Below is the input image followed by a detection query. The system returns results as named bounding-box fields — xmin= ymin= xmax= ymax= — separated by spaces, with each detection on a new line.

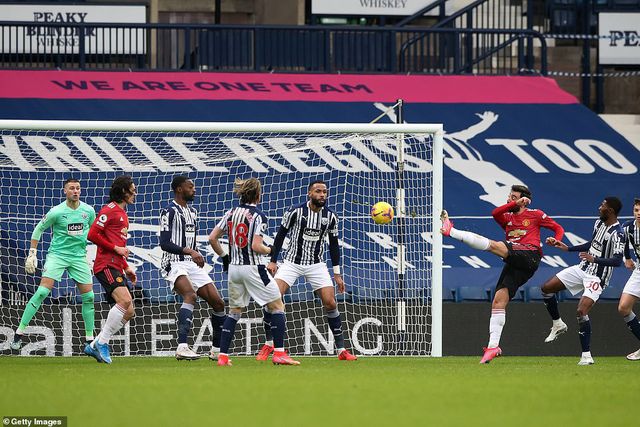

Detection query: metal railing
xmin=0 ymin=22 xmax=547 ymax=75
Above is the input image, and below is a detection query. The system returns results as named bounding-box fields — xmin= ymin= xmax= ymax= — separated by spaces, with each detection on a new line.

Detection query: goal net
xmin=0 ymin=120 xmax=443 ymax=357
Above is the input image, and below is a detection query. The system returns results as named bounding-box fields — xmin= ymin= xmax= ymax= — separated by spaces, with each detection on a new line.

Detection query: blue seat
xmin=454 ymin=286 xmax=491 ymax=302
xmin=523 ymin=285 xmax=546 ymax=302
xmin=600 ymin=285 xmax=623 ymax=301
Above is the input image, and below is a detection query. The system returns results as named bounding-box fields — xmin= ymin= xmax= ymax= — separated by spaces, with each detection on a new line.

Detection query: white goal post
xmin=0 ymin=120 xmax=443 ymax=357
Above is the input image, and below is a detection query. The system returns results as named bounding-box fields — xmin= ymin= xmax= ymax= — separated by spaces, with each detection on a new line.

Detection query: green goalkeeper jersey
xmin=31 ymin=201 xmax=96 ymax=257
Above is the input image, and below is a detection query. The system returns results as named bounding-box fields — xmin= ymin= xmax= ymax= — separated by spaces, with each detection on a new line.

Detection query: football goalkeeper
xmin=11 ymin=178 xmax=96 ymax=351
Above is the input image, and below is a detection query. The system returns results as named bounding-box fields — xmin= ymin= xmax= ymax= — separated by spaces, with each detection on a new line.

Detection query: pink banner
xmin=0 ymin=70 xmax=578 ymax=104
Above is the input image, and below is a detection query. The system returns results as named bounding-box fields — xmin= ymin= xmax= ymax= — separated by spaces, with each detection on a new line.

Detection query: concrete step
xmin=600 ymin=114 xmax=640 ymax=150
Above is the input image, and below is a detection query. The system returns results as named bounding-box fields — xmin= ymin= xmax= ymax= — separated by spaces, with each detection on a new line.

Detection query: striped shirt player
xmin=209 ymin=177 xmax=299 ymax=366
xmin=541 ymin=196 xmax=624 ymax=365
xmin=277 ymin=202 xmax=340 ymax=266
xmin=159 ymin=176 xmax=226 ymax=361
xmin=619 ymin=199 xmax=640 ymax=361
xmin=622 ymin=216 xmax=640 ymax=296
xmin=159 ymin=200 xmax=210 ymax=290
xmin=212 ymin=204 xmax=281 ymax=314
xmin=265 ymin=180 xmax=357 ymax=361
xmin=556 ymin=219 xmax=624 ymax=301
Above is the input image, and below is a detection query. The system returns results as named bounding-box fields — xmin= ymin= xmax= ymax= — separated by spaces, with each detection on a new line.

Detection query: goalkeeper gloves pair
xmin=25 ymin=248 xmax=38 ymax=274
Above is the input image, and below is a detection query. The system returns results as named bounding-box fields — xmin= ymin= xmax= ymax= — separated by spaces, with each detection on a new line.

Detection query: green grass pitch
xmin=1 ymin=356 xmax=638 ymax=427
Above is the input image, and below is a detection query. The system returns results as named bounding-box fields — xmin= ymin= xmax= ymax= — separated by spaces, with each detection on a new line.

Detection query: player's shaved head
xmin=308 ymin=180 xmax=326 ymax=191
xmin=171 ymin=175 xmax=191 ymax=192
xmin=604 ymin=196 xmax=622 ymax=216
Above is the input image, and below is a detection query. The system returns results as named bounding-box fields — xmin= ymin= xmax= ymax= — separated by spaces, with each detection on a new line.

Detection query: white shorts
xmin=165 ymin=260 xmax=214 ymax=292
xmin=228 ymin=265 xmax=282 ymax=308
xmin=274 ymin=260 xmax=333 ymax=291
xmin=623 ymin=268 xmax=640 ymax=299
xmin=556 ymin=265 xmax=603 ymax=302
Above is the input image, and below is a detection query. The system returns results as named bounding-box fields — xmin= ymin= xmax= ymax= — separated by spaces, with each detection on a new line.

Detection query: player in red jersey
xmin=440 ymin=184 xmax=564 ymax=363
xmin=83 ymin=176 xmax=138 ymax=364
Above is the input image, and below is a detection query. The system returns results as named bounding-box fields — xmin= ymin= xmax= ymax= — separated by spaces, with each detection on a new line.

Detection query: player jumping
xmin=440 ymin=184 xmax=564 ymax=363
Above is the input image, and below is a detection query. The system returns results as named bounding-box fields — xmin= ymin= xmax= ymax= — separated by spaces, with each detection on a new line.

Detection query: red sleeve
xmin=491 ymin=201 xmax=516 ymax=229
xmin=87 ymin=211 xmax=116 ymax=252
xmin=539 ymin=211 xmax=564 ymax=241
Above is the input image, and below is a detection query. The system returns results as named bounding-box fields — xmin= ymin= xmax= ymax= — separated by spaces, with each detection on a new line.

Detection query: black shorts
xmin=95 ymin=267 xmax=130 ymax=304
xmin=495 ymin=242 xmax=542 ymax=300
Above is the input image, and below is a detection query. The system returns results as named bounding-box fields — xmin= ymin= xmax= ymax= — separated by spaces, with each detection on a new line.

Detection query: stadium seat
xmin=600 ymin=285 xmax=623 ymax=301
xmin=453 ymin=286 xmax=491 ymax=302
xmin=523 ymin=285 xmax=545 ymax=302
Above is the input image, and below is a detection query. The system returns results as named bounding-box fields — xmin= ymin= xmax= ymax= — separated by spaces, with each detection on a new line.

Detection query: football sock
xmin=488 ymin=309 xmax=506 ymax=348
xmin=449 ymin=228 xmax=491 ymax=251
xmin=262 ymin=307 xmax=273 ymax=342
xmin=219 ymin=312 xmax=241 ymax=355
xmin=80 ymin=291 xmax=95 ymax=341
xmin=577 ymin=315 xmax=591 ymax=352
xmin=624 ymin=312 xmax=640 ymax=341
xmin=210 ymin=310 xmax=226 ymax=348
xmin=17 ymin=286 xmax=51 ymax=333
xmin=326 ymin=309 xmax=345 ymax=350
xmin=542 ymin=293 xmax=561 ymax=320
xmin=270 ymin=311 xmax=286 ymax=351
xmin=177 ymin=303 xmax=194 ymax=345
xmin=97 ymin=304 xmax=127 ymax=345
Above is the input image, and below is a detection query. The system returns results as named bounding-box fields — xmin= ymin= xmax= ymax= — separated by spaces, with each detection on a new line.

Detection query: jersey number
xmin=228 ymin=222 xmax=249 ymax=248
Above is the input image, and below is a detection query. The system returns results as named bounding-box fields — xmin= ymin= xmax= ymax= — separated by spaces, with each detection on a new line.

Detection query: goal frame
xmin=0 ymin=119 xmax=444 ymax=357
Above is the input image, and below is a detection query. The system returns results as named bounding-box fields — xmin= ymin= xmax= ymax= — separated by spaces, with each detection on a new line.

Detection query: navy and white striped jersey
xmin=579 ymin=219 xmax=624 ymax=286
xmin=159 ymin=200 xmax=198 ymax=274
xmin=216 ymin=204 xmax=268 ymax=266
xmin=623 ymin=220 xmax=640 ymax=270
xmin=279 ymin=202 xmax=339 ymax=265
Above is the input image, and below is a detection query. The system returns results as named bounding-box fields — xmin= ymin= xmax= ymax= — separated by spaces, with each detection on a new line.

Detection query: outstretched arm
xmin=447 ymin=111 xmax=499 ymax=142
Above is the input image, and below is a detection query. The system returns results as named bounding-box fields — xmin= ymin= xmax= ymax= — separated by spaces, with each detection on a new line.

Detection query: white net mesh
xmin=0 ymin=122 xmax=441 ymax=356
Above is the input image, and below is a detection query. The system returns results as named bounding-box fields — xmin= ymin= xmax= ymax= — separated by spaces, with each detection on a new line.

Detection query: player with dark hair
xmin=540 ymin=196 xmax=624 ymax=365
xmin=440 ymin=184 xmax=564 ymax=363
xmin=261 ymin=180 xmax=357 ymax=361
xmin=160 ymin=175 xmax=226 ymax=361
xmin=209 ymin=177 xmax=299 ymax=366
xmin=10 ymin=178 xmax=96 ymax=351
xmin=84 ymin=175 xmax=138 ymax=364
xmin=617 ymin=198 xmax=640 ymax=360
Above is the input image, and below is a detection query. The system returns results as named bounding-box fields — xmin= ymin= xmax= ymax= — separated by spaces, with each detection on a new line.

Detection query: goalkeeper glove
xmin=25 ymin=248 xmax=38 ymax=274
xmin=221 ymin=254 xmax=230 ymax=273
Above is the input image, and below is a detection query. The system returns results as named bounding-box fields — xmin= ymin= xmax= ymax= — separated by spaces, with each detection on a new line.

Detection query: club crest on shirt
xmin=321 ymin=218 xmax=329 ymax=225
xmin=508 ymin=229 xmax=526 ymax=238
xmin=82 ymin=213 xmax=88 ymax=219
xmin=522 ymin=219 xmax=530 ymax=227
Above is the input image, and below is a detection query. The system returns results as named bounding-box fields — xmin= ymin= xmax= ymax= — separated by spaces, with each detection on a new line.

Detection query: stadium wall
xmin=1 ymin=71 xmax=639 ymax=357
